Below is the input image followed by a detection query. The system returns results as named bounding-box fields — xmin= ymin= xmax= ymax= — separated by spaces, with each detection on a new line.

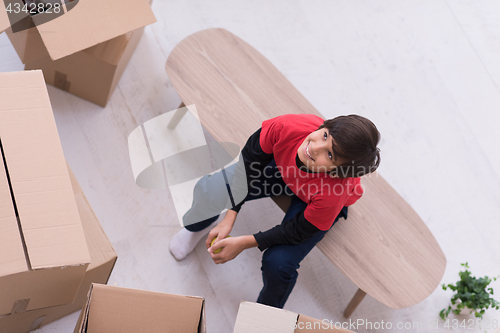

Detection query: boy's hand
xmin=208 ymin=236 xmax=247 ymax=264
xmin=205 ymin=212 xmax=236 ymax=249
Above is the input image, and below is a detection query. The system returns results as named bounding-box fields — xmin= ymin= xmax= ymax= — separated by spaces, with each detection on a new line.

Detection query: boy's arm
xmin=205 ymin=209 xmax=239 ymax=249
xmin=222 ymin=209 xmax=238 ymax=227
xmin=253 ymin=206 xmax=348 ymax=251
xmin=253 ymin=211 xmax=321 ymax=251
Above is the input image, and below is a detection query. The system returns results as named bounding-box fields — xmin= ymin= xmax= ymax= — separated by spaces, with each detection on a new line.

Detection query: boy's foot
xmin=169 ymin=228 xmax=211 ymax=261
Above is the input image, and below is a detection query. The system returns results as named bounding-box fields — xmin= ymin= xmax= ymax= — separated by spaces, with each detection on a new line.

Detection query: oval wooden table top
xmin=165 ymin=28 xmax=446 ymax=309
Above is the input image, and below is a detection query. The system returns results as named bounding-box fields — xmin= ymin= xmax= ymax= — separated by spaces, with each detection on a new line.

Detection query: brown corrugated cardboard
xmin=74 ymin=284 xmax=206 ymax=333
xmin=3 ymin=0 xmax=156 ymax=62
xmin=0 ymin=1 xmax=14 ymax=34
xmin=4 ymin=21 xmax=49 ymax=64
xmin=0 ymin=148 xmax=26 ymax=284
xmin=233 ymin=302 xmax=356 ymax=333
xmin=0 ymin=0 xmax=30 ymax=35
xmin=25 ymin=26 xmax=146 ymax=107
xmin=0 ymin=163 xmax=117 ymax=333
xmin=0 ymin=70 xmax=90 ymax=316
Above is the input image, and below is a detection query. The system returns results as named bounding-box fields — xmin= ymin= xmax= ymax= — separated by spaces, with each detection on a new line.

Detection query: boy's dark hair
xmin=318 ymin=115 xmax=380 ymax=178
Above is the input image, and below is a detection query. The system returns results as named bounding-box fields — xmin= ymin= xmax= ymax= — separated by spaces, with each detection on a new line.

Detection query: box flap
xmin=5 ymin=23 xmax=51 ymax=65
xmin=0 ymin=0 xmax=27 ymax=35
xmin=74 ymin=283 xmax=94 ymax=333
xmin=35 ymin=0 xmax=156 ymax=60
xmin=198 ymin=299 xmax=206 ymax=333
xmin=233 ymin=301 xmax=297 ymax=333
xmin=82 ymin=31 xmax=133 ymax=65
xmin=296 ymin=314 xmax=356 ymax=332
xmin=0 ymin=70 xmax=90 ymax=269
xmin=0 ymin=142 xmax=27 ymax=277
xmin=0 ymin=1 xmax=10 ymax=34
xmin=86 ymin=284 xmax=203 ymax=333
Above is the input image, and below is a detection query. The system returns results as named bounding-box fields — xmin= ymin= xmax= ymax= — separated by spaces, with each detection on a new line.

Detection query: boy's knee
xmin=277 ymin=265 xmax=298 ymax=282
xmin=261 ymin=247 xmax=299 ymax=280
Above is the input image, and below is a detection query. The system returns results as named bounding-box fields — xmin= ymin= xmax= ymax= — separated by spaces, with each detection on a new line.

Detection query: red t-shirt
xmin=259 ymin=114 xmax=363 ymax=231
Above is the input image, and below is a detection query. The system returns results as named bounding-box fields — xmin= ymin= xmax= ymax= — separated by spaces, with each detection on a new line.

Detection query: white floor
xmin=1 ymin=0 xmax=500 ymax=332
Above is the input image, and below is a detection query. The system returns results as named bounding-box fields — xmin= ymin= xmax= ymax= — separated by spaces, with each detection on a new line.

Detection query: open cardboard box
xmin=74 ymin=284 xmax=206 ymax=333
xmin=1 ymin=0 xmax=156 ymax=62
xmin=233 ymin=301 xmax=356 ymax=333
xmin=0 ymin=70 xmax=91 ymax=316
xmin=24 ymin=25 xmax=148 ymax=107
xmin=0 ymin=163 xmax=118 ymax=333
xmin=1 ymin=0 xmax=156 ymax=107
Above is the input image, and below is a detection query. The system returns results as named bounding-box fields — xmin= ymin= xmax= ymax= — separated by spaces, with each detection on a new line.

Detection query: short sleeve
xmin=259 ymin=116 xmax=285 ymax=154
xmin=303 ymin=195 xmax=345 ymax=231
xmin=345 ymin=178 xmax=363 ymax=206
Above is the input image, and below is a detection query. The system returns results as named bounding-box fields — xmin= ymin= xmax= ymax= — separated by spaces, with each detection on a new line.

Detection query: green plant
xmin=440 ymin=263 xmax=499 ymax=320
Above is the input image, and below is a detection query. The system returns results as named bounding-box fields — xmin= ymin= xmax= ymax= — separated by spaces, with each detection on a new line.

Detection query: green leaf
xmin=439 ymin=309 xmax=445 ymax=320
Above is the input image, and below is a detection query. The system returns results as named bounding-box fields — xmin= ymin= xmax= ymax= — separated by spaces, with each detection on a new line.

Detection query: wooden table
xmin=165 ymin=28 xmax=446 ymax=317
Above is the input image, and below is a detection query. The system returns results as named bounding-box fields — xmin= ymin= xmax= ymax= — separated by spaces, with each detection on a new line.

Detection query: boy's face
xmin=297 ymin=128 xmax=345 ymax=173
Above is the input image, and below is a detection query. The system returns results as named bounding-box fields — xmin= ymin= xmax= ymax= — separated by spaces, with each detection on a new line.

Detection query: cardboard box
xmin=1 ymin=0 xmax=156 ymax=62
xmin=0 ymin=2 xmax=11 ymax=34
xmin=1 ymin=0 xmax=156 ymax=107
xmin=74 ymin=284 xmax=206 ymax=333
xmin=0 ymin=70 xmax=90 ymax=316
xmin=24 ymin=26 xmax=147 ymax=107
xmin=0 ymin=163 xmax=118 ymax=333
xmin=0 ymin=1 xmax=35 ymax=37
xmin=233 ymin=301 xmax=356 ymax=333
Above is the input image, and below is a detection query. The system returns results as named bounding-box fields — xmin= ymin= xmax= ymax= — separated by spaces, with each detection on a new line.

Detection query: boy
xmin=170 ymin=113 xmax=380 ymax=308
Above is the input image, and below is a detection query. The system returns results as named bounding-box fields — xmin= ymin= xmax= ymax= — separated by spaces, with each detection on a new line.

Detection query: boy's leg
xmin=257 ymin=230 xmax=327 ymax=308
xmin=256 ymin=196 xmax=346 ymax=308
xmin=171 ymin=158 xmax=290 ymax=260
xmin=182 ymin=168 xmax=233 ymax=229
xmin=170 ymin=167 xmax=231 ymax=260
xmin=184 ymin=158 xmax=291 ymax=230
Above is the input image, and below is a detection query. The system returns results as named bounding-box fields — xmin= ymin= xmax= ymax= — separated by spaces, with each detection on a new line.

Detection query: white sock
xmin=169 ymin=211 xmax=228 ymax=261
xmin=169 ymin=227 xmax=211 ymax=261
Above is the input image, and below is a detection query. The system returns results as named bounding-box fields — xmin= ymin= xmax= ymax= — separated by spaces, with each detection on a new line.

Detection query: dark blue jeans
xmin=184 ymin=160 xmax=345 ymax=308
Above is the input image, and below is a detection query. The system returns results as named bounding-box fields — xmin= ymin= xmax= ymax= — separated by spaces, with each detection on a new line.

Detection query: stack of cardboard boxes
xmin=0 ymin=70 xmax=117 ymax=332
xmin=0 ymin=0 xmax=156 ymax=107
